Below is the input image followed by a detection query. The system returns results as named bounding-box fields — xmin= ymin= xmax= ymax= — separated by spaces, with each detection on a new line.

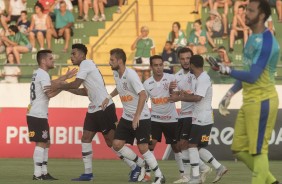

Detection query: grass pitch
xmin=0 ymin=159 xmax=281 ymax=184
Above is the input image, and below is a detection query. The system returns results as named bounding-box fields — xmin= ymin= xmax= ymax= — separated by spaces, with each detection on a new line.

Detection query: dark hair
xmin=171 ymin=22 xmax=181 ymax=44
xmin=72 ymin=43 xmax=88 ymax=55
xmin=34 ymin=2 xmax=44 ymax=12
xmin=6 ymin=53 xmax=15 ymax=64
xmin=8 ymin=25 xmax=19 ymax=33
xmin=21 ymin=10 xmax=28 ymax=15
xmin=36 ymin=50 xmax=52 ymax=65
xmin=149 ymin=55 xmax=163 ymax=66
xmin=165 ymin=41 xmax=173 ymax=45
xmin=250 ymin=0 xmax=271 ymax=22
xmin=177 ymin=47 xmax=193 ymax=57
xmin=110 ymin=48 xmax=127 ymax=64
xmin=194 ymin=19 xmax=202 ymax=25
xmin=218 ymin=45 xmax=226 ymax=50
xmin=238 ymin=5 xmax=245 ymax=10
xmin=190 ymin=55 xmax=204 ymax=68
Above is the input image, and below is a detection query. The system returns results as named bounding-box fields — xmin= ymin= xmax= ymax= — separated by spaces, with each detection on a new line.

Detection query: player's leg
xmin=137 ymin=119 xmax=165 ymax=184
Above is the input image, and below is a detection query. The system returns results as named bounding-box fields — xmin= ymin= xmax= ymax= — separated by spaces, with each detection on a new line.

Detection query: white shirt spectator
xmin=0 ymin=65 xmax=20 ymax=83
xmin=10 ymin=0 xmax=27 ymax=16
xmin=0 ymin=0 xmax=5 ymax=14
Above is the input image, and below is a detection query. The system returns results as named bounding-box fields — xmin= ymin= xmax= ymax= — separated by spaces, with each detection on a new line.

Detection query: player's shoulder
xmin=143 ymin=76 xmax=154 ymax=86
xmin=175 ymin=69 xmax=183 ymax=77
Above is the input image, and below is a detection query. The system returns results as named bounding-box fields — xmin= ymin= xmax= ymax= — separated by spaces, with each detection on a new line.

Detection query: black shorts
xmin=9 ymin=15 xmax=20 ymax=23
xmin=114 ymin=118 xmax=151 ymax=145
xmin=189 ymin=124 xmax=213 ymax=148
xmin=26 ymin=116 xmax=50 ymax=143
xmin=55 ymin=28 xmax=74 ymax=38
xmin=235 ymin=30 xmax=244 ymax=40
xmin=83 ymin=104 xmax=118 ymax=134
xmin=151 ymin=121 xmax=177 ymax=144
xmin=176 ymin=117 xmax=193 ymax=141
xmin=31 ymin=30 xmax=47 ymax=38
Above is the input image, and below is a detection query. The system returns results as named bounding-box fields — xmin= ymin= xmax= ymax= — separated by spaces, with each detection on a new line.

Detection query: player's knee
xmin=112 ymin=140 xmax=123 ymax=151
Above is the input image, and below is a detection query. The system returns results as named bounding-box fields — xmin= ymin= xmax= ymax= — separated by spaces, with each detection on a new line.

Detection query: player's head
xmin=109 ymin=48 xmax=127 ymax=71
xmin=150 ymin=55 xmax=164 ymax=77
xmin=177 ymin=47 xmax=193 ymax=71
xmin=189 ymin=55 xmax=204 ymax=74
xmin=245 ymin=0 xmax=271 ymax=27
xmin=71 ymin=44 xmax=87 ymax=66
xmin=36 ymin=50 xmax=54 ymax=69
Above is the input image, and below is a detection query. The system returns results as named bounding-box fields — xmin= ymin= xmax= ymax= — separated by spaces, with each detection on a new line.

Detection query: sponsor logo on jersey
xmin=151 ymin=97 xmax=169 ymax=104
xmin=151 ymin=115 xmax=172 ymax=120
xmin=149 ymin=81 xmax=154 ymax=84
xmin=120 ymin=95 xmax=133 ymax=102
xmin=122 ymin=82 xmax=128 ymax=90
xmin=163 ymin=83 xmax=169 ymax=91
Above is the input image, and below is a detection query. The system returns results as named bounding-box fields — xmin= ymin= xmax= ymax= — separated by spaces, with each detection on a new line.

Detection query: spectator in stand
xmin=167 ymin=22 xmax=187 ymax=51
xmin=265 ymin=15 xmax=275 ymax=34
xmin=0 ymin=53 xmax=21 ymax=83
xmin=38 ymin=0 xmax=56 ymax=21
xmin=229 ymin=5 xmax=249 ymax=52
xmin=17 ymin=10 xmax=31 ymax=36
xmin=277 ymin=0 xmax=282 ymax=22
xmin=116 ymin=0 xmax=126 ymax=14
xmin=187 ymin=19 xmax=208 ymax=54
xmin=0 ymin=0 xmax=27 ymax=32
xmin=206 ymin=9 xmax=226 ymax=50
xmin=131 ymin=26 xmax=155 ymax=82
xmin=191 ymin=0 xmax=210 ymax=14
xmin=211 ymin=0 xmax=233 ymax=15
xmin=233 ymin=0 xmax=249 ymax=14
xmin=91 ymin=0 xmax=107 ymax=21
xmin=47 ymin=1 xmax=74 ymax=52
xmin=75 ymin=0 xmax=84 ymax=21
xmin=1 ymin=25 xmax=32 ymax=64
xmin=54 ymin=0 xmax=73 ymax=11
xmin=161 ymin=41 xmax=177 ymax=74
xmin=0 ymin=0 xmax=5 ymax=16
xmin=216 ymin=46 xmax=232 ymax=66
xmin=29 ymin=2 xmax=53 ymax=52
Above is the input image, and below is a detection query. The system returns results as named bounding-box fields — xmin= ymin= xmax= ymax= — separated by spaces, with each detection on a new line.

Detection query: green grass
xmin=0 ymin=159 xmax=281 ymax=183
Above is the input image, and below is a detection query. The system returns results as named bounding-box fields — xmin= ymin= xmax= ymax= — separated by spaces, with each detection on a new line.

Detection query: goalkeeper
xmin=215 ymin=0 xmax=281 ymax=184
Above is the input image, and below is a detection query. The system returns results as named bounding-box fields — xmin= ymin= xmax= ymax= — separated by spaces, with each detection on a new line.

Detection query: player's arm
xmin=132 ymin=90 xmax=147 ymax=130
xmin=66 ymin=88 xmax=88 ymax=96
xmin=101 ymin=88 xmax=119 ymax=110
xmin=53 ymin=68 xmax=78 ymax=82
xmin=169 ymin=93 xmax=202 ymax=102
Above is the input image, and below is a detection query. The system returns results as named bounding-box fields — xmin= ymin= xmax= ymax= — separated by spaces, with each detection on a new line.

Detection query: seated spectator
xmin=0 ymin=0 xmax=27 ymax=31
xmin=277 ymin=0 xmax=282 ymax=22
xmin=91 ymin=0 xmax=107 ymax=21
xmin=229 ymin=5 xmax=249 ymax=52
xmin=75 ymin=0 xmax=84 ymax=21
xmin=265 ymin=15 xmax=275 ymax=35
xmin=233 ymin=0 xmax=249 ymax=14
xmin=187 ymin=19 xmax=208 ymax=54
xmin=54 ymin=0 xmax=73 ymax=11
xmin=1 ymin=25 xmax=32 ymax=64
xmin=17 ymin=10 xmax=31 ymax=36
xmin=38 ymin=0 xmax=56 ymax=21
xmin=0 ymin=53 xmax=21 ymax=83
xmin=167 ymin=22 xmax=187 ymax=51
xmin=47 ymin=0 xmax=74 ymax=52
xmin=205 ymin=9 xmax=225 ymax=50
xmin=191 ymin=0 xmax=210 ymax=14
xmin=0 ymin=0 xmax=5 ymax=16
xmin=161 ymin=41 xmax=177 ymax=74
xmin=211 ymin=0 xmax=233 ymax=15
xmin=116 ymin=0 xmax=125 ymax=14
xmin=216 ymin=46 xmax=232 ymax=66
xmin=29 ymin=2 xmax=53 ymax=52
xmin=131 ymin=26 xmax=155 ymax=81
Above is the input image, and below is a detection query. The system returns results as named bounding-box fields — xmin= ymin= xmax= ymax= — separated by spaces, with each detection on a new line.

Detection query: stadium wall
xmin=0 ymin=84 xmax=281 ymax=160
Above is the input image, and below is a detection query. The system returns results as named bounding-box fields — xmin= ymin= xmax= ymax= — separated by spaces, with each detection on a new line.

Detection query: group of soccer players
xmin=26 ymin=0 xmax=281 ymax=184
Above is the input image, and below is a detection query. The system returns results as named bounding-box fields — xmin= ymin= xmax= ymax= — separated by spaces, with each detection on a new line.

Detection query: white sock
xmin=111 ymin=147 xmax=136 ymax=170
xmin=174 ymin=152 xmax=184 ymax=174
xmin=82 ymin=143 xmax=93 ymax=174
xmin=199 ymin=148 xmax=221 ymax=169
xmin=143 ymin=150 xmax=162 ymax=178
xmin=118 ymin=146 xmax=144 ymax=167
xmin=42 ymin=148 xmax=49 ymax=175
xmin=188 ymin=147 xmax=200 ymax=177
xmin=181 ymin=149 xmax=191 ymax=177
xmin=33 ymin=146 xmax=44 ymax=177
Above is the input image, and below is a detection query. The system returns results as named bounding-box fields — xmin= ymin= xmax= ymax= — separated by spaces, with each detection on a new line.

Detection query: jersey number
xmin=30 ymin=82 xmax=36 ymax=100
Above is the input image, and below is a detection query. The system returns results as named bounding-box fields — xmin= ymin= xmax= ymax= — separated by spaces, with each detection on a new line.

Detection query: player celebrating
xmin=169 ymin=55 xmax=227 ymax=184
xmin=217 ymin=0 xmax=280 ymax=183
xmin=27 ymin=50 xmax=76 ymax=180
xmin=143 ymin=55 xmax=183 ymax=182
xmin=102 ymin=48 xmax=165 ymax=184
xmin=48 ymin=44 xmax=140 ymax=182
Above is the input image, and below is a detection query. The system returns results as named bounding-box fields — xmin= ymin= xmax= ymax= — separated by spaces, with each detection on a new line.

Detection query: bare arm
xmin=132 ymin=90 xmax=147 ymax=130
xmin=131 ymin=36 xmax=141 ymax=51
xmin=66 ymin=88 xmax=88 ymax=96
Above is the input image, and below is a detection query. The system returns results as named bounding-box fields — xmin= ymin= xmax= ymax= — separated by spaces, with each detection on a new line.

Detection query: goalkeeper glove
xmin=219 ymin=90 xmax=234 ymax=116
xmin=219 ymin=64 xmax=231 ymax=75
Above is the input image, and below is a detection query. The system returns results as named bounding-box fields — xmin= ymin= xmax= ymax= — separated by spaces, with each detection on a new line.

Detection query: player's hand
xmin=132 ymin=116 xmax=140 ymax=130
xmin=65 ymin=68 xmax=78 ymax=79
xmin=100 ymin=98 xmax=109 ymax=111
xmin=218 ymin=90 xmax=233 ymax=116
xmin=169 ymin=80 xmax=177 ymax=91
xmin=219 ymin=63 xmax=231 ymax=75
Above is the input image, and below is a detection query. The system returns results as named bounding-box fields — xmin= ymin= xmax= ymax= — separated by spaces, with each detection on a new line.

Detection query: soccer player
xmin=101 ymin=48 xmax=165 ymax=184
xmin=27 ymin=49 xmax=76 ymax=180
xmin=169 ymin=55 xmax=227 ymax=184
xmin=217 ymin=0 xmax=280 ymax=184
xmin=143 ymin=55 xmax=183 ymax=182
xmin=48 ymin=44 xmax=140 ymax=182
